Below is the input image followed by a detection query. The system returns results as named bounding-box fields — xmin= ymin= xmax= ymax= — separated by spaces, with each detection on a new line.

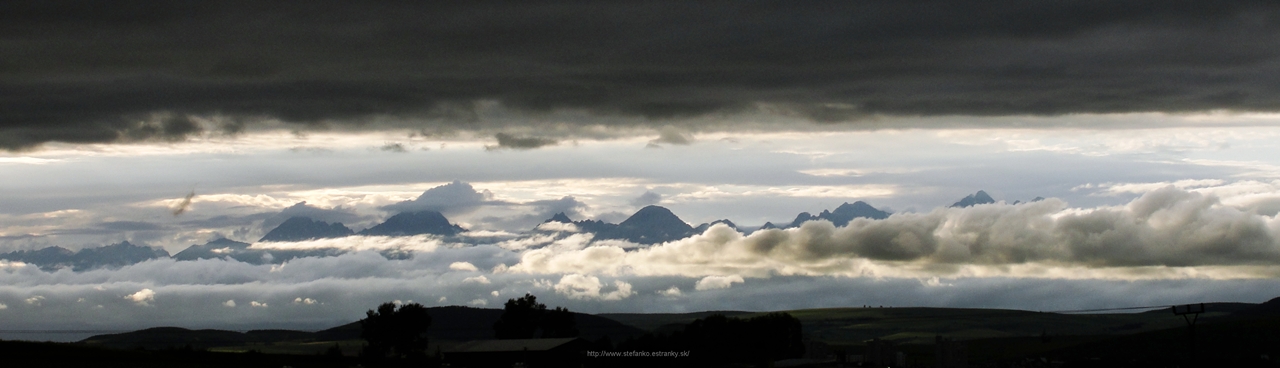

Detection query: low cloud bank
xmin=509 ymin=187 xmax=1280 ymax=278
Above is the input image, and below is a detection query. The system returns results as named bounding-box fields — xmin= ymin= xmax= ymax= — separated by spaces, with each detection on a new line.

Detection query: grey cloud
xmin=379 ymin=143 xmax=407 ymax=153
xmin=528 ymin=197 xmax=589 ymax=220
xmin=1 ymin=255 xmax=1278 ymax=331
xmin=779 ymin=188 xmax=1280 ymax=267
xmin=629 ymin=191 xmax=663 ymax=207
xmin=487 ymin=133 xmax=558 ymax=150
xmin=5 ymin=1 xmax=1280 ymax=149
xmin=380 ymin=181 xmax=497 ymax=216
xmin=649 ymin=127 xmax=694 ymax=146
xmin=96 ymin=221 xmax=166 ymax=232
xmin=474 ymin=196 xmax=590 ymax=231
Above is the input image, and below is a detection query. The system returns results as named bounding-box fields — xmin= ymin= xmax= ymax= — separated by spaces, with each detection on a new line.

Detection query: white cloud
xmin=657 ymin=286 xmax=682 ymax=297
xmin=1089 ymin=179 xmax=1227 ymax=195
xmin=0 ymin=157 xmax=64 ymax=165
xmin=553 ymin=274 xmax=635 ymax=301
xmin=491 ymin=291 xmax=499 ymax=297
xmin=463 ymin=275 xmax=491 ymax=284
xmin=125 ymin=289 xmax=155 ymax=306
xmin=921 ymin=277 xmax=953 ymax=287
xmin=250 ymin=301 xmax=268 ymax=308
xmin=534 ymin=222 xmax=580 ymax=233
xmin=223 ymin=300 xmax=236 ymax=307
xmin=0 ymin=303 xmax=7 ymax=310
xmin=293 ymin=297 xmax=317 ymax=305
xmin=449 ymin=262 xmax=480 ymax=271
xmin=25 ymin=296 xmax=45 ymax=306
xmin=695 ymin=275 xmax=744 ymax=291
xmin=469 ymin=299 xmax=488 ymax=306
xmin=250 ymin=235 xmax=444 ymax=253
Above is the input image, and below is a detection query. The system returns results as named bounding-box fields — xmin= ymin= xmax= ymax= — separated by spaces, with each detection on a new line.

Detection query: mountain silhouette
xmin=951 ymin=190 xmax=996 ymax=208
xmin=259 ymin=217 xmax=354 ymax=242
xmin=786 ymin=201 xmax=890 ymax=228
xmin=359 ymin=211 xmax=466 ymax=236
xmin=594 ymin=205 xmax=694 ymax=244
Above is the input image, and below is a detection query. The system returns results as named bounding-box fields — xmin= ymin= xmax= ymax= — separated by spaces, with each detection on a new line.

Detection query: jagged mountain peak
xmin=594 ymin=206 xmax=694 ymax=245
xmin=951 ymin=190 xmax=996 ymax=208
xmin=545 ymin=212 xmax=574 ymax=223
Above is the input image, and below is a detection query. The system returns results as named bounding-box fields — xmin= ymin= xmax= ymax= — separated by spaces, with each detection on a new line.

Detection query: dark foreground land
xmin=3 ymin=299 xmax=1279 ymax=367
xmin=0 ymin=340 xmax=363 ymax=368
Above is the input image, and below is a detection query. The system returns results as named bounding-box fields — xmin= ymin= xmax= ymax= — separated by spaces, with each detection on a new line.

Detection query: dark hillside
xmin=0 ymin=339 xmax=356 ymax=368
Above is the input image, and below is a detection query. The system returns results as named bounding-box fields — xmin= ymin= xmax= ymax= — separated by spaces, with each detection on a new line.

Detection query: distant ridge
xmin=84 ymin=306 xmax=645 ymax=349
xmin=259 ymin=217 xmax=353 ymax=242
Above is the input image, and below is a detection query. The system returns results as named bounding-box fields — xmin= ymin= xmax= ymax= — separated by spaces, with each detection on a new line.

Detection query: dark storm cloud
xmin=5 ymin=1 xmax=1280 ymax=149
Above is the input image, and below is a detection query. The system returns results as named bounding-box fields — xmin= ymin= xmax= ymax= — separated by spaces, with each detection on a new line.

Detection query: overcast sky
xmin=3 ymin=1 xmax=1280 ymax=332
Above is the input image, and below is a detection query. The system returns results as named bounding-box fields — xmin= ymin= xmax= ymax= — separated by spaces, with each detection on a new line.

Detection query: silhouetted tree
xmin=360 ymin=302 xmax=432 ymax=359
xmin=493 ymin=293 xmax=579 ymax=339
xmin=541 ymin=306 xmax=580 ymax=338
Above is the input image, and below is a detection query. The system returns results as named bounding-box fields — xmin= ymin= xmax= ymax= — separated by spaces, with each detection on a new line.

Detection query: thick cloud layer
xmin=4 ymin=185 xmax=1280 ymax=331
xmin=509 ymin=187 xmax=1280 ymax=278
xmin=5 ymin=1 xmax=1280 ymax=149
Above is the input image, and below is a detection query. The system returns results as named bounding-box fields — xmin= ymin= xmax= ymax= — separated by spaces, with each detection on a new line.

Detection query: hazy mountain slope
xmin=358 ymin=211 xmax=465 ymax=236
xmin=259 ymin=217 xmax=353 ymax=242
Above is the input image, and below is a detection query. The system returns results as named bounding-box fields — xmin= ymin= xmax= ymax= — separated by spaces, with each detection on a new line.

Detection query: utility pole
xmin=1171 ymin=303 xmax=1204 ymax=366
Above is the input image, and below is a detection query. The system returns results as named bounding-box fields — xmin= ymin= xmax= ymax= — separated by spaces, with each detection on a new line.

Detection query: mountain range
xmin=4 ymin=191 xmax=1015 ymax=270
xmin=760 ymin=200 xmax=891 ymax=230
xmin=0 ymin=241 xmax=168 ymax=272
